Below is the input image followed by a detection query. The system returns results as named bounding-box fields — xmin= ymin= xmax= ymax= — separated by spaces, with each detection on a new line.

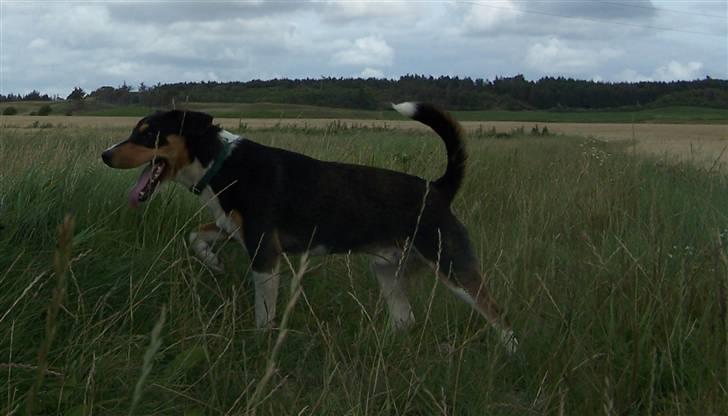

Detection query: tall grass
xmin=1 ymin=124 xmax=727 ymax=414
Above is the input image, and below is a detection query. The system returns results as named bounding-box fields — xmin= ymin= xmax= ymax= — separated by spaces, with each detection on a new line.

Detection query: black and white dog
xmin=101 ymin=103 xmax=517 ymax=352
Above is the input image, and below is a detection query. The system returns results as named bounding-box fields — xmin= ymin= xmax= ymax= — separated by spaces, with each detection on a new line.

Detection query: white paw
xmin=190 ymin=235 xmax=225 ymax=273
xmin=390 ymin=310 xmax=415 ymax=331
xmin=203 ymin=255 xmax=225 ymax=273
xmin=500 ymin=329 xmax=519 ymax=355
xmin=255 ymin=316 xmax=275 ymax=329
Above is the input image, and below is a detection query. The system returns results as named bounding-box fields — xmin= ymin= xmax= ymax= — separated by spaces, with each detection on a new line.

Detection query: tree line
xmin=2 ymin=75 xmax=726 ymax=110
xmin=1 ymin=90 xmax=58 ymax=102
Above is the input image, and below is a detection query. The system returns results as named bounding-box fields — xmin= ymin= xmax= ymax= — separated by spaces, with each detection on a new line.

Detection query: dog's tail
xmin=392 ymin=102 xmax=466 ymax=203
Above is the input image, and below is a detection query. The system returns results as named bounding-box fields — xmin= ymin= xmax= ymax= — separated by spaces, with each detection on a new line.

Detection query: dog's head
xmin=101 ymin=110 xmax=218 ymax=207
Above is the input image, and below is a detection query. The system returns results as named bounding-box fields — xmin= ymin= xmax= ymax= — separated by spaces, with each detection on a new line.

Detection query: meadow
xmin=4 ymin=114 xmax=728 ymax=170
xmin=1 ymin=122 xmax=727 ymax=415
xmin=84 ymin=103 xmax=728 ymax=124
xmin=4 ymin=100 xmax=728 ymax=123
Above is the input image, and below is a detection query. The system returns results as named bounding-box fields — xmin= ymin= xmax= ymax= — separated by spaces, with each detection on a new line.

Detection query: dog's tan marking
xmin=105 ymin=134 xmax=191 ymax=181
xmin=164 ymin=134 xmax=191 ymax=177
xmin=106 ymin=142 xmax=158 ymax=169
xmin=138 ymin=123 xmax=149 ymax=133
xmin=197 ymin=222 xmax=219 ymax=233
xmin=229 ymin=210 xmax=244 ymax=237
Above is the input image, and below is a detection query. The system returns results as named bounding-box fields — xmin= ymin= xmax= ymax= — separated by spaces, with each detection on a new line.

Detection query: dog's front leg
xmin=188 ymin=222 xmax=228 ymax=272
xmin=252 ymin=264 xmax=280 ymax=328
xmin=246 ymin=230 xmax=283 ymax=328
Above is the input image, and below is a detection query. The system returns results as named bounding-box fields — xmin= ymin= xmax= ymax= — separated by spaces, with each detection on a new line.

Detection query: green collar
xmin=190 ymin=141 xmax=231 ymax=195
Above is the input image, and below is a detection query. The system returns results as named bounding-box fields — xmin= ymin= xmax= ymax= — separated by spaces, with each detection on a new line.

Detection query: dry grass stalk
xmin=26 ymin=214 xmax=74 ymax=415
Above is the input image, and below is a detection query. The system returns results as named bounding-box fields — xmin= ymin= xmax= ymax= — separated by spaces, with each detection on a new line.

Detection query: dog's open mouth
xmin=128 ymin=159 xmax=167 ymax=208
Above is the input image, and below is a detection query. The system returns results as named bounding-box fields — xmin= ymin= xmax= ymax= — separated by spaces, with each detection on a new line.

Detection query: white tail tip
xmin=391 ymin=102 xmax=417 ymax=118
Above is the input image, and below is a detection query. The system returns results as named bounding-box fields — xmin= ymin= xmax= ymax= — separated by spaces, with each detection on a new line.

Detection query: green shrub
xmin=2 ymin=106 xmax=18 ymax=115
xmin=37 ymin=104 xmax=52 ymax=116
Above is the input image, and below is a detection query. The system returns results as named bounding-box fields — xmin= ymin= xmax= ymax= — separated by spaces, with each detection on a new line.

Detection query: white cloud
xmin=320 ymin=1 xmax=412 ymax=22
xmin=0 ymin=1 xmax=724 ymax=94
xmin=103 ymin=62 xmax=141 ymax=77
xmin=333 ymin=36 xmax=394 ymax=67
xmin=28 ymin=38 xmax=48 ymax=49
xmin=360 ymin=67 xmax=385 ymax=78
xmin=617 ymin=60 xmax=706 ymax=82
xmin=524 ymin=0 xmax=656 ymax=20
xmin=526 ymin=38 xmax=622 ymax=73
xmin=106 ymin=1 xmax=300 ymax=23
xmin=460 ymin=0 xmax=521 ymax=34
xmin=654 ymin=61 xmax=704 ymax=81
xmin=616 ymin=69 xmax=653 ymax=82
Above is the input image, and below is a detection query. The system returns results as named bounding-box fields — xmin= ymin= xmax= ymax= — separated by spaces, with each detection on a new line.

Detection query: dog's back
xmin=210 ymin=102 xmax=467 ymax=254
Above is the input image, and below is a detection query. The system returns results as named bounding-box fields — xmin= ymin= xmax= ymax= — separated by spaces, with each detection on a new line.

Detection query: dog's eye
xmin=144 ymin=132 xmax=168 ymax=148
xmin=132 ymin=130 xmax=157 ymax=147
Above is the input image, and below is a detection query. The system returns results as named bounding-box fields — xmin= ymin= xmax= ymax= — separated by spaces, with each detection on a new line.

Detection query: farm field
xmin=3 ymin=114 xmax=728 ymax=167
xmin=3 ymin=101 xmax=728 ymax=123
xmin=1 ymin=121 xmax=727 ymax=414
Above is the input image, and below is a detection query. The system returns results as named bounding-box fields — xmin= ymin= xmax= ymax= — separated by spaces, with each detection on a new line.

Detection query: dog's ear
xmin=179 ymin=111 xmax=213 ymax=137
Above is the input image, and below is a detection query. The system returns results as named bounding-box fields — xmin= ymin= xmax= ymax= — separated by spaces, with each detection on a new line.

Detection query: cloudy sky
xmin=1 ymin=0 xmax=726 ymax=96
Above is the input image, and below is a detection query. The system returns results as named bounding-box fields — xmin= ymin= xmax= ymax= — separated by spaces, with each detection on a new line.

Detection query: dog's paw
xmin=390 ymin=310 xmax=415 ymax=331
xmin=198 ymin=250 xmax=225 ymax=273
xmin=203 ymin=256 xmax=225 ymax=273
xmin=190 ymin=237 xmax=225 ymax=273
xmin=500 ymin=329 xmax=519 ymax=355
xmin=197 ymin=254 xmax=225 ymax=273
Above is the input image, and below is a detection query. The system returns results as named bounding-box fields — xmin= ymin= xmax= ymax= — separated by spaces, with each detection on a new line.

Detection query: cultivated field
xmin=1 ymin=122 xmax=727 ymax=414
xmin=3 ymin=114 xmax=728 ymax=167
xmin=4 ymin=101 xmax=728 ymax=123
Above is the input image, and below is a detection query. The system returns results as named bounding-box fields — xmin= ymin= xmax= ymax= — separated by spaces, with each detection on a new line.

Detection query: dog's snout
xmin=101 ymin=150 xmax=112 ymax=166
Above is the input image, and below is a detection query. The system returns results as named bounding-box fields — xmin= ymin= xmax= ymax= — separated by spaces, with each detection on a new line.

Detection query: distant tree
xmin=2 ymin=107 xmax=18 ymax=115
xmin=6 ymin=75 xmax=726 ymax=111
xmin=24 ymin=90 xmax=42 ymax=101
xmin=90 ymin=86 xmax=116 ymax=103
xmin=1 ymin=93 xmax=22 ymax=102
xmin=66 ymin=87 xmax=86 ymax=112
xmin=116 ymin=81 xmax=133 ymax=105
xmin=66 ymin=87 xmax=86 ymax=101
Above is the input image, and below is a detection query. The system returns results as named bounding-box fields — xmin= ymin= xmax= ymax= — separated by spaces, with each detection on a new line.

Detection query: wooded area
xmin=3 ymin=75 xmax=726 ymax=111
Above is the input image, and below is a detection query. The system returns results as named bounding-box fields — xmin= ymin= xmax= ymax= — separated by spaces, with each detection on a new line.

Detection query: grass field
xmin=4 ymin=114 xmax=727 ymax=170
xmin=1 ymin=123 xmax=728 ymax=415
xmin=3 ymin=101 xmax=728 ymax=123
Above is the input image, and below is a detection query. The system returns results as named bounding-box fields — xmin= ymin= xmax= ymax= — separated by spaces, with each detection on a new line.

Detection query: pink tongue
xmin=128 ymin=164 xmax=153 ymax=208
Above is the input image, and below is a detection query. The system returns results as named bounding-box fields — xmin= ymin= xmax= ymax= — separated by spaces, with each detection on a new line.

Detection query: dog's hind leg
xmin=370 ymin=247 xmax=415 ymax=329
xmin=189 ymin=222 xmax=228 ymax=272
xmin=440 ymin=269 xmax=518 ymax=354
xmin=415 ymin=219 xmax=518 ymax=354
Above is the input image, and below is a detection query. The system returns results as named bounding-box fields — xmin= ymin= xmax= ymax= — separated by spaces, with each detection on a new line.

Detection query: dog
xmin=101 ymin=103 xmax=518 ymax=353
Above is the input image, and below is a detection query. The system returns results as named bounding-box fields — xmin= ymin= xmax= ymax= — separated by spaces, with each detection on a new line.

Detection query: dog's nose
xmin=101 ymin=150 xmax=112 ymax=166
